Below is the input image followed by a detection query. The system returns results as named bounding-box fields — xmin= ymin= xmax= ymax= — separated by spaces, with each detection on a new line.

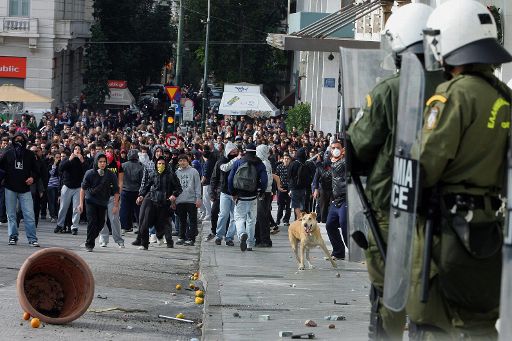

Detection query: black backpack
xmin=233 ymin=162 xmax=258 ymax=192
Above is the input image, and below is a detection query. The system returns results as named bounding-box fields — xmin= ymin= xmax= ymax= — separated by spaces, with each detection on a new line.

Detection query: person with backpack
xmin=228 ymin=143 xmax=268 ymax=252
xmin=288 ymin=147 xmax=313 ymax=220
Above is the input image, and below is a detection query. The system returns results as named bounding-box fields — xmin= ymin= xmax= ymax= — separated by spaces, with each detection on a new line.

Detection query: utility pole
xmin=175 ymin=0 xmax=184 ymax=86
xmin=201 ymin=0 xmax=211 ymax=132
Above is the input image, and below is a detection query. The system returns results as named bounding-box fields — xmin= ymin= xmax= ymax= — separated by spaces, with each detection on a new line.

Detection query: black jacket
xmin=59 ymin=156 xmax=86 ymax=189
xmin=210 ymin=156 xmax=230 ymax=198
xmin=139 ymin=164 xmax=182 ymax=205
xmin=0 ymin=134 xmax=39 ymax=193
xmin=331 ymin=158 xmax=346 ymax=206
xmin=81 ymin=153 xmax=119 ymax=207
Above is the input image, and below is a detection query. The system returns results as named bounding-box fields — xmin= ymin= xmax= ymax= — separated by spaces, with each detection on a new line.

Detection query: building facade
xmin=0 ymin=0 xmax=92 ymax=111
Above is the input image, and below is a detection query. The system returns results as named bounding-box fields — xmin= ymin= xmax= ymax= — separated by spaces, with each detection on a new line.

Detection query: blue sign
xmin=324 ymin=78 xmax=335 ymax=88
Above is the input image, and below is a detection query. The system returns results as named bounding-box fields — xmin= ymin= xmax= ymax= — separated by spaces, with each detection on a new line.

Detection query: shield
xmin=382 ymin=53 xmax=425 ymax=311
xmin=339 ymin=47 xmax=393 ymax=261
xmin=499 ymin=97 xmax=512 ymax=340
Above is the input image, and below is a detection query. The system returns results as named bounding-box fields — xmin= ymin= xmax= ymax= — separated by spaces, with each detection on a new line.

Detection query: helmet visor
xmin=423 ymin=29 xmax=442 ymax=71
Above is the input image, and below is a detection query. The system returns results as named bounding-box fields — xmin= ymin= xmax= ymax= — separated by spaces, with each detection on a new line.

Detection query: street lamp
xmin=201 ymin=0 xmax=211 ymax=132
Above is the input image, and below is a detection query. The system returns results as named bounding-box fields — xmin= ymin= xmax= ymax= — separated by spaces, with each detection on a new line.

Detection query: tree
xmin=183 ymin=0 xmax=287 ymax=93
xmin=286 ymin=102 xmax=311 ymax=134
xmin=83 ymin=23 xmax=111 ymax=108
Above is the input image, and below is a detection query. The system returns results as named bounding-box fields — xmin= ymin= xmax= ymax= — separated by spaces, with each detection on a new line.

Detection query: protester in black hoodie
xmin=135 ymin=156 xmax=182 ymax=250
xmin=79 ymin=153 xmax=119 ymax=252
xmin=0 ymin=132 xmax=40 ymax=246
xmin=55 ymin=144 xmax=86 ymax=234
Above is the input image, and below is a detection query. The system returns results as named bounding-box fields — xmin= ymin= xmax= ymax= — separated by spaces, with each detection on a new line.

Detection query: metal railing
xmin=3 ymin=18 xmax=30 ymax=32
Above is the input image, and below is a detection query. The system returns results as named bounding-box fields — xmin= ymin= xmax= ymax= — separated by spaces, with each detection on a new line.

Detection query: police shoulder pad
xmin=426 ymin=94 xmax=447 ymax=106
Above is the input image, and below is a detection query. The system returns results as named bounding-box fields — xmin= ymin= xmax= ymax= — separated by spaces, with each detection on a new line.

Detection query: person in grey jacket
xmin=175 ymin=154 xmax=202 ymax=246
xmin=120 ymin=149 xmax=144 ymax=233
xmin=78 ymin=153 xmax=119 ymax=252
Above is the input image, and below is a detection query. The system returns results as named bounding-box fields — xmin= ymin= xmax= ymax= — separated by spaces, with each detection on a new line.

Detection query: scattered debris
xmin=190 ymin=338 xmax=200 ymax=341
xmin=88 ymin=307 xmax=148 ymax=313
xmin=233 ymin=312 xmax=240 ymax=318
xmin=333 ymin=300 xmax=350 ymax=305
xmin=259 ymin=314 xmax=270 ymax=321
xmin=291 ymin=332 xmax=315 ymax=339
xmin=158 ymin=314 xmax=194 ymax=323
xmin=304 ymin=319 xmax=317 ymax=327
xmin=328 ymin=324 xmax=335 ymax=329
xmin=279 ymin=331 xmax=293 ymax=337
xmin=126 ymin=325 xmax=133 ymax=330
xmin=196 ymin=322 xmax=203 ymax=329
xmin=336 ymin=273 xmax=341 ymax=278
xmin=96 ymin=294 xmax=107 ymax=299
xmin=324 ymin=315 xmax=346 ymax=321
xmin=171 ymin=293 xmax=177 ymax=296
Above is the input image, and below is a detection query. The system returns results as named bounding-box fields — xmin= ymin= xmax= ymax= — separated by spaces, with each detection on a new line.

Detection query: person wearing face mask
xmin=78 ymin=153 xmax=120 ymax=252
xmin=95 ymin=145 xmax=124 ymax=248
xmin=0 ymin=132 xmax=40 ymax=246
xmin=135 ymin=156 xmax=182 ymax=250
xmin=323 ymin=141 xmax=347 ymax=261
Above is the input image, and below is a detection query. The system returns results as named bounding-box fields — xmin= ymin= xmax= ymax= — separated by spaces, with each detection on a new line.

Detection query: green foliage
xmin=286 ymin=102 xmax=311 ymax=134
xmin=83 ymin=23 xmax=111 ymax=108
xmin=183 ymin=0 xmax=288 ymax=93
xmin=87 ymin=0 xmax=175 ymax=96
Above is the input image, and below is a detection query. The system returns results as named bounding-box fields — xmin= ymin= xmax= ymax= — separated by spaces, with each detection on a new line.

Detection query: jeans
xmin=47 ymin=187 xmax=59 ymax=219
xmin=57 ymin=185 xmax=80 ymax=230
xmin=85 ymin=202 xmax=107 ymax=249
xmin=201 ymin=185 xmax=212 ymax=218
xmin=119 ymin=190 xmax=139 ymax=230
xmin=215 ymin=192 xmax=236 ymax=241
xmin=176 ymin=202 xmax=198 ymax=241
xmin=99 ymin=196 xmax=124 ymax=245
xmin=210 ymin=197 xmax=220 ymax=235
xmin=234 ymin=198 xmax=257 ymax=247
xmin=325 ymin=201 xmax=348 ymax=258
xmin=5 ymin=188 xmax=37 ymax=243
xmin=276 ymin=191 xmax=291 ymax=224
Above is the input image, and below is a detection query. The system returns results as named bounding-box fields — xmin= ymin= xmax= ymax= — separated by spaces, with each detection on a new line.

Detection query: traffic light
xmin=164 ymin=108 xmax=175 ymax=133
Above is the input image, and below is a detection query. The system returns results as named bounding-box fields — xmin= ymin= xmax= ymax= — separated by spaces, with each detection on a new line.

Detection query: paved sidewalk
xmin=200 ymin=219 xmax=371 ymax=341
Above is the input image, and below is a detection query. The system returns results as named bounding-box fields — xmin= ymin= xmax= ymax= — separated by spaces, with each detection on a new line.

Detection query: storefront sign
xmin=107 ymin=80 xmax=127 ymax=89
xmin=0 ymin=57 xmax=26 ymax=78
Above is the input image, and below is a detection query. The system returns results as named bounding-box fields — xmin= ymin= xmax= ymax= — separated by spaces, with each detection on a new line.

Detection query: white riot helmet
xmin=424 ymin=0 xmax=512 ymax=69
xmin=382 ymin=3 xmax=434 ymax=55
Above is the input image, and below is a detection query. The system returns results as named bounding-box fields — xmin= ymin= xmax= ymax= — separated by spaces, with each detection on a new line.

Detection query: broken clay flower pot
xmin=17 ymin=247 xmax=95 ymax=324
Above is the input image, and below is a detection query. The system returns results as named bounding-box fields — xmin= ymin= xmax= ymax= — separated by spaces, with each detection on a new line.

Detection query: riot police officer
xmin=347 ymin=3 xmax=435 ymax=339
xmin=406 ymin=0 xmax=512 ymax=338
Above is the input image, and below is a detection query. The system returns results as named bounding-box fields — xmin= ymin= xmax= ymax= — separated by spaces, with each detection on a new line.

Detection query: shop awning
xmin=104 ymin=87 xmax=135 ymax=106
xmin=219 ymin=83 xmax=280 ymax=118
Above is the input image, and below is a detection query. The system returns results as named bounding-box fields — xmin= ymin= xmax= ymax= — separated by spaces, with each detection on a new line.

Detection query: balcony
xmin=0 ymin=17 xmax=39 ymax=37
xmin=55 ymin=20 xmax=92 ymax=39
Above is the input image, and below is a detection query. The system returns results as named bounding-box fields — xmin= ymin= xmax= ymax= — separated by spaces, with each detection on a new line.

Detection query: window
xmin=9 ymin=0 xmax=30 ymax=17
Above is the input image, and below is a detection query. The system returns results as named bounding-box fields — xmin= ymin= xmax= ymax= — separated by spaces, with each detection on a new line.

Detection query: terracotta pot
xmin=17 ymin=247 xmax=95 ymax=324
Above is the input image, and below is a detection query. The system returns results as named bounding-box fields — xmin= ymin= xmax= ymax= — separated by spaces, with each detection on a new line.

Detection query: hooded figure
xmin=256 ymin=144 xmax=272 ymax=193
xmin=81 ymin=153 xmax=119 ymax=208
xmin=121 ymin=149 xmax=144 ymax=193
xmin=0 ymin=132 xmax=39 ymax=194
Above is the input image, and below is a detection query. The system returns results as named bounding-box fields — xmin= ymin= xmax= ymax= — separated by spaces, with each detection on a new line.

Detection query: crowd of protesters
xmin=0 ymin=98 xmax=347 ymax=259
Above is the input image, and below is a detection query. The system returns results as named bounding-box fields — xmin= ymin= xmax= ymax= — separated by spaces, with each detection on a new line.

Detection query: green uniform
xmin=407 ymin=66 xmax=511 ymax=339
xmin=348 ymin=74 xmax=406 ymax=339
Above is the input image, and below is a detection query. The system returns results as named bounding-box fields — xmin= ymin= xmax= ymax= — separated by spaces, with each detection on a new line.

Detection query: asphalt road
xmin=0 ymin=218 xmax=203 ymax=340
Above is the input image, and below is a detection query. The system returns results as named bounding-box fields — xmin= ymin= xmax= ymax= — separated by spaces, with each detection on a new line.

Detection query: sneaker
xmin=125 ymin=228 xmax=133 ymax=233
xmin=246 ymin=247 xmax=253 ymax=251
xmin=283 ymin=222 xmax=290 ymax=226
xmin=121 ymin=229 xmax=126 ymax=236
xmin=131 ymin=239 xmax=141 ymax=246
xmin=29 ymin=241 xmax=40 ymax=247
xmin=256 ymin=242 xmax=272 ymax=248
xmin=205 ymin=233 xmax=215 ymax=241
xmin=118 ymin=242 xmax=125 ymax=248
xmin=157 ymin=238 xmax=165 ymax=246
xmin=86 ymin=247 xmax=93 ymax=252
xmin=100 ymin=242 xmax=107 ymax=247
xmin=62 ymin=228 xmax=71 ymax=234
xmin=184 ymin=240 xmax=195 ymax=246
xmin=138 ymin=246 xmax=148 ymax=250
xmin=50 ymin=218 xmax=56 ymax=223
xmin=270 ymin=227 xmax=280 ymax=235
xmin=149 ymin=234 xmax=157 ymax=243
xmin=240 ymin=233 xmax=248 ymax=252
xmin=175 ymin=239 xmax=185 ymax=245
xmin=54 ymin=225 xmax=63 ymax=233
xmin=71 ymin=228 xmax=78 ymax=235
xmin=226 ymin=240 xmax=234 ymax=247
xmin=167 ymin=240 xmax=174 ymax=248
xmin=215 ymin=238 xmax=222 ymax=246
xmin=171 ymin=231 xmax=179 ymax=236
xmin=8 ymin=238 xmax=17 ymax=245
